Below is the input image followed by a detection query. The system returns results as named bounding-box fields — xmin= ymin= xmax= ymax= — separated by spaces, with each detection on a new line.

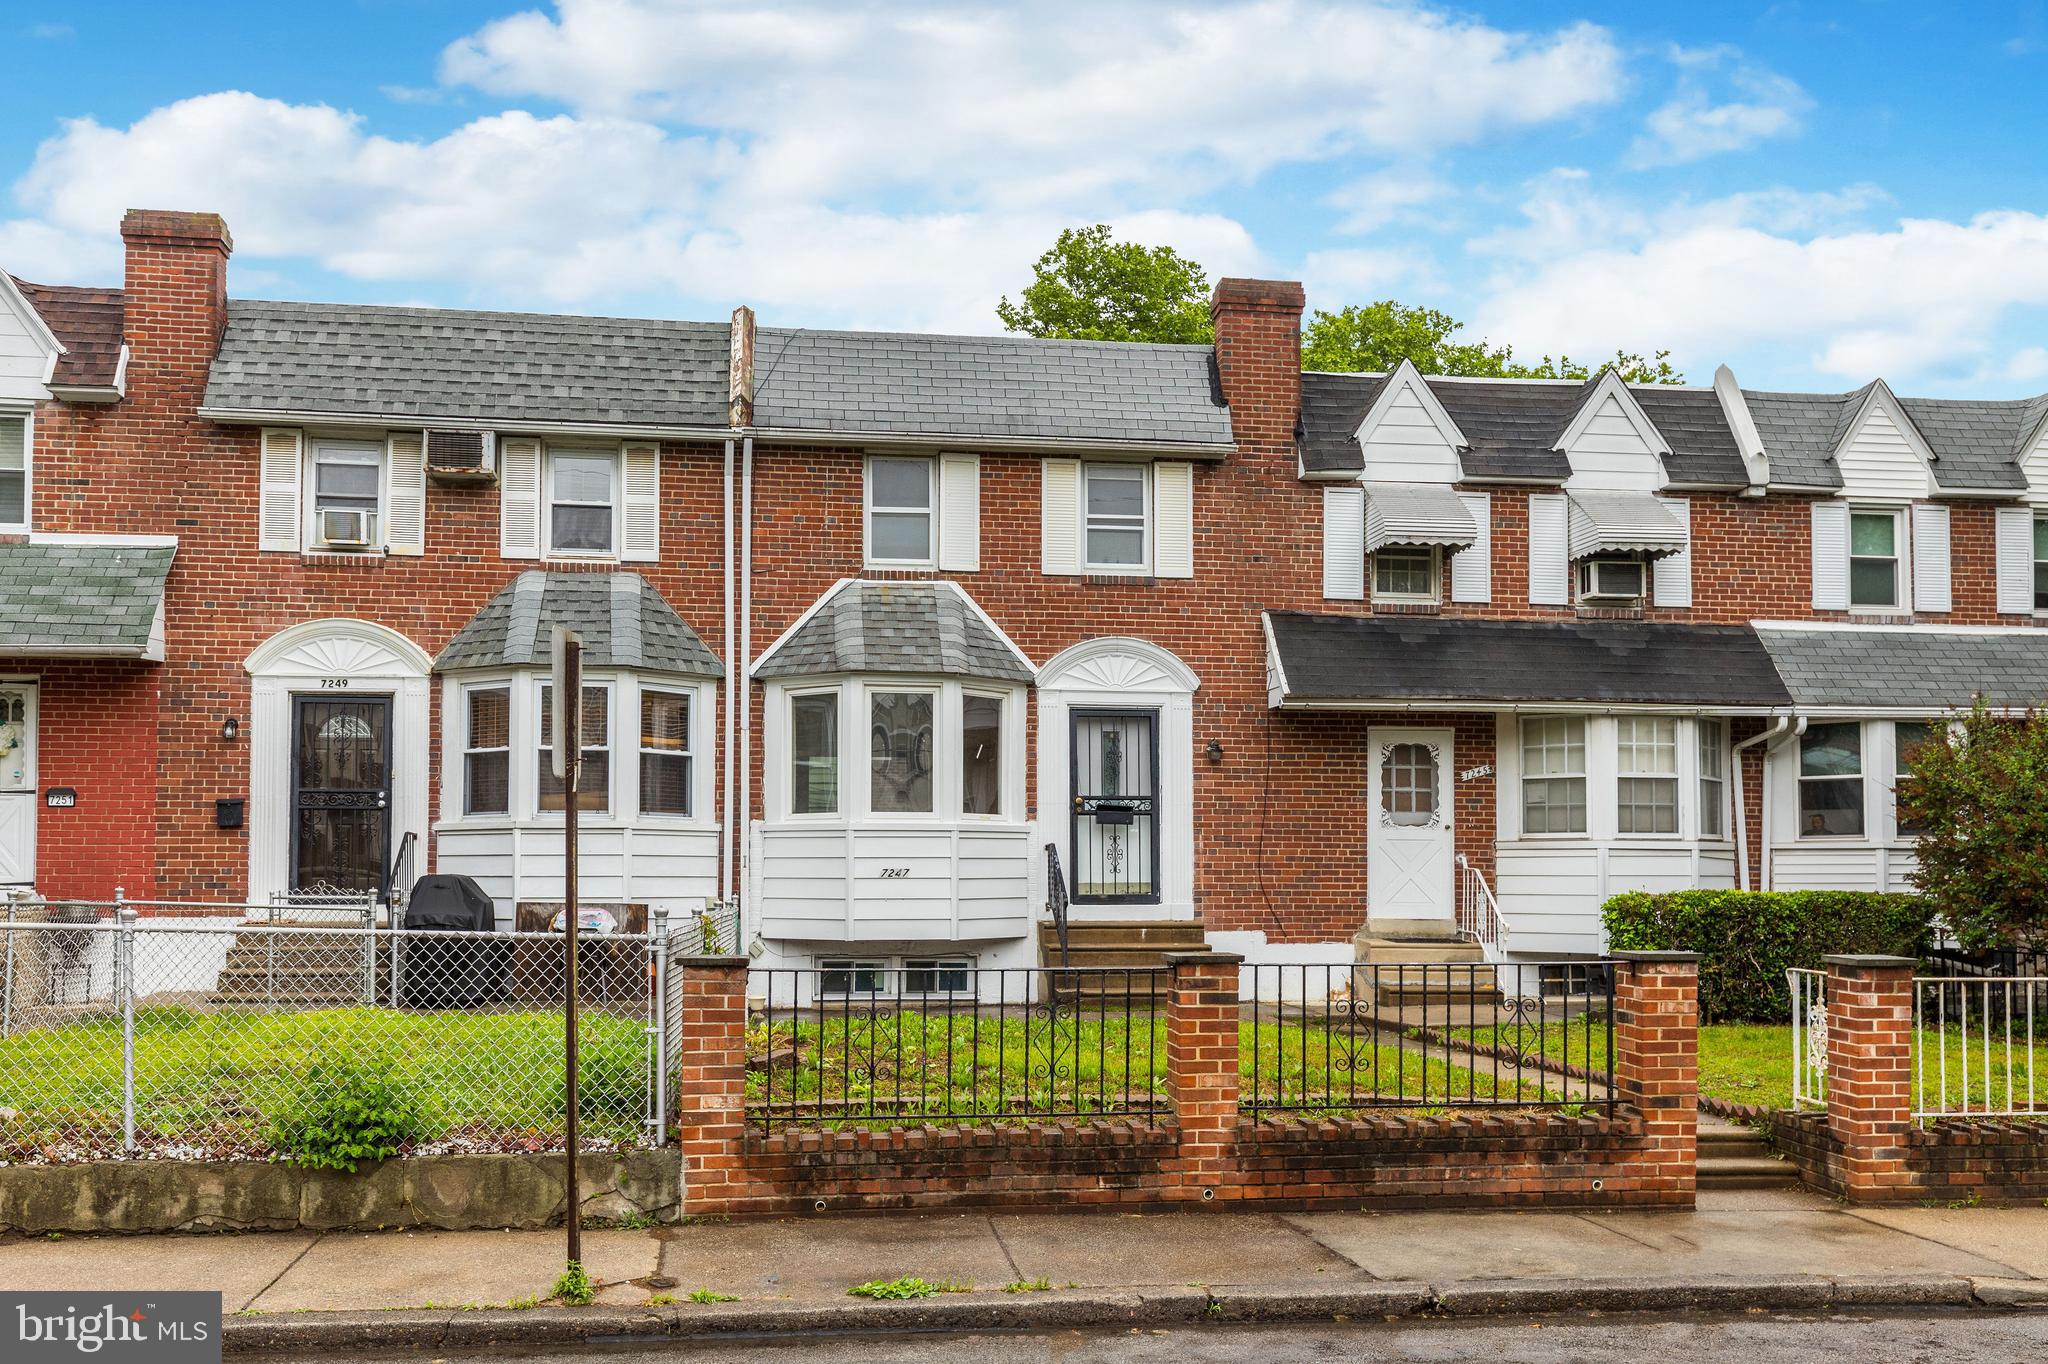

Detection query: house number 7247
xmin=878 ymin=867 xmax=910 ymax=879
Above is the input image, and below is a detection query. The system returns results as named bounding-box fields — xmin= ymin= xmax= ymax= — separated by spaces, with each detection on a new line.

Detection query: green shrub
xmin=1602 ymin=889 xmax=1935 ymax=1023
xmin=267 ymin=1060 xmax=438 ymax=1171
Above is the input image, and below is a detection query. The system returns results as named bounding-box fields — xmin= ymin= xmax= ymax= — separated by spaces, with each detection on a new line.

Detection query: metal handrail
xmin=1454 ymin=853 xmax=1504 ymax=950
xmin=1045 ymin=842 xmax=1072 ymax=970
xmin=381 ymin=830 xmax=418 ymax=919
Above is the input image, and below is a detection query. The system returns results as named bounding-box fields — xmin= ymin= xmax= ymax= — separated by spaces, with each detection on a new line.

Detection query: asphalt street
xmin=276 ymin=1308 xmax=2048 ymax=1363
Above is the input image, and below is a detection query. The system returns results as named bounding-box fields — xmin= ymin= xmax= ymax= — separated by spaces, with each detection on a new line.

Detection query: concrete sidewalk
xmin=3 ymin=1186 xmax=2046 ymax=1349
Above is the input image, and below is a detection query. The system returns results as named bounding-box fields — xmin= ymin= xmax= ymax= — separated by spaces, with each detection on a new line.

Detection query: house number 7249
xmin=318 ymin=677 xmax=352 ymax=689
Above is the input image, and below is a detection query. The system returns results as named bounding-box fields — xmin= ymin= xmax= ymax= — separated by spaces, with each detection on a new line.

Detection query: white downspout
xmin=721 ymin=436 xmax=735 ymax=904
xmin=739 ymin=434 xmax=755 ymax=940
xmin=1732 ymin=715 xmax=1792 ymax=892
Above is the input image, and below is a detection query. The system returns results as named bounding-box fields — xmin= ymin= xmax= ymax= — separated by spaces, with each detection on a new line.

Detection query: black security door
xmin=289 ymin=696 xmax=392 ymax=895
xmin=1069 ymin=708 xmax=1160 ymax=904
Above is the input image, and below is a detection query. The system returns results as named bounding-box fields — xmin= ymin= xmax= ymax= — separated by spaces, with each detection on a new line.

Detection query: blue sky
xmin=5 ymin=1 xmax=2047 ymax=395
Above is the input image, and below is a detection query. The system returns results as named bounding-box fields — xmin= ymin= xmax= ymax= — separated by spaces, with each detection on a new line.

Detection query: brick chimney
xmin=1209 ymin=278 xmax=1304 ymax=455
xmin=120 ymin=209 xmax=233 ymax=397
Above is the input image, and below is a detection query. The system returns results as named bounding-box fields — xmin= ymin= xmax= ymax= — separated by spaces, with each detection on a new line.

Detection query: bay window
xmin=463 ymin=685 xmax=510 ymax=816
xmin=790 ymin=691 xmax=840 ymax=816
xmin=537 ymin=682 xmax=610 ymax=812
xmin=1615 ymin=717 xmax=1678 ymax=835
xmin=870 ymin=689 xmax=936 ymax=814
xmin=1521 ymin=716 xmax=1587 ymax=835
xmin=776 ymin=680 xmax=1021 ymax=820
xmin=961 ymin=693 xmax=1003 ymax=816
xmin=1798 ymin=722 xmax=1863 ymax=838
xmin=639 ymin=689 xmax=692 ymax=817
xmin=1697 ymin=720 xmax=1726 ymax=839
xmin=1894 ymin=720 xmax=1932 ymax=837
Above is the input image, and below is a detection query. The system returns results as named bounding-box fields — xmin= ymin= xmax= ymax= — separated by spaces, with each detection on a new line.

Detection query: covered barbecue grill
xmin=398 ymin=874 xmax=507 ymax=1006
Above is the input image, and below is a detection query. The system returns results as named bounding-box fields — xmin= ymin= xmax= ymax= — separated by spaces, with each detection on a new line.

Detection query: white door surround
xmin=1036 ymin=637 xmax=1198 ymax=920
xmin=0 ymin=681 xmax=36 ymax=885
xmin=1366 ymin=725 xmax=1455 ymax=927
xmin=245 ymin=619 xmax=432 ymax=905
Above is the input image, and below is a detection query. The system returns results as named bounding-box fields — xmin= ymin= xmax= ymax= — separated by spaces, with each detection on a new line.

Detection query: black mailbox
xmin=214 ymin=798 xmax=246 ymax=830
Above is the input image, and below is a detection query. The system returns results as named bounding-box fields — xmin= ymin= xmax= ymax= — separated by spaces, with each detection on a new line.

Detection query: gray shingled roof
xmin=1299 ymin=373 xmax=1745 ymax=485
xmin=435 ymin=572 xmax=722 ymax=676
xmin=1743 ymin=386 xmax=2047 ymax=494
xmin=1267 ymin=613 xmax=1790 ymax=708
xmin=753 ymin=327 xmax=1232 ymax=450
xmin=205 ymin=300 xmax=729 ymax=428
xmin=0 ymin=541 xmax=173 ymax=657
xmin=753 ymin=580 xmax=1034 ymax=682
xmin=1756 ymin=626 xmax=2048 ymax=710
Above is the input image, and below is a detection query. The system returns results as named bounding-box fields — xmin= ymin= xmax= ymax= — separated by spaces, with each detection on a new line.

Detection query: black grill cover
xmin=404 ymin=875 xmax=496 ymax=931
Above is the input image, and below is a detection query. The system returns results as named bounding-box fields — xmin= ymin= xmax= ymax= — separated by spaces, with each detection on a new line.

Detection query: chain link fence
xmin=0 ymin=896 xmax=742 ymax=1162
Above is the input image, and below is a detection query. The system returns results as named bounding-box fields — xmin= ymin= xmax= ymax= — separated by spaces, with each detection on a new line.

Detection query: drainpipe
xmin=720 ymin=436 xmax=735 ymax=904
xmin=1732 ymin=715 xmax=1792 ymax=892
xmin=739 ymin=434 xmax=755 ymax=939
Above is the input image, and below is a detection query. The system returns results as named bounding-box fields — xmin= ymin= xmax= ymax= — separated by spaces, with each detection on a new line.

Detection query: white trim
xmin=1752 ymin=617 xmax=2048 ymax=637
xmin=24 ymin=532 xmax=180 ymax=548
xmin=1713 ymin=364 xmax=1770 ymax=489
xmin=1555 ymin=370 xmax=1670 ymax=461
xmin=1351 ymin=358 xmax=1469 ymax=454
xmin=1831 ymin=380 xmax=1942 ymax=497
xmin=1260 ymin=613 xmax=1292 ymax=710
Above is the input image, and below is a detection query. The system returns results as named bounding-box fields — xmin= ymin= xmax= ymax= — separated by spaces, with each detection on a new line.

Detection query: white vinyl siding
xmin=1041 ymin=459 xmax=1081 ymax=575
xmin=1651 ymin=496 xmax=1691 ymax=608
xmin=258 ymin=427 xmax=305 ymax=552
xmin=1556 ymin=380 xmax=1664 ymax=491
xmin=620 ymin=441 xmax=661 ymax=563
xmin=938 ymin=453 xmax=980 ymax=572
xmin=1356 ymin=374 xmax=1463 ymax=483
xmin=1810 ymin=500 xmax=1849 ymax=610
xmin=1151 ymin=461 xmax=1194 ymax=578
xmin=1996 ymin=505 xmax=2035 ymax=614
xmin=1837 ymin=398 xmax=1933 ymax=500
xmin=385 ymin=431 xmax=427 ymax=555
xmin=1321 ymin=485 xmax=1365 ymax=600
xmin=498 ymin=436 xmax=542 ymax=559
xmin=1449 ymin=491 xmax=1491 ymax=604
xmin=1527 ymin=493 xmax=1569 ymax=605
xmin=1910 ymin=502 xmax=1950 ymax=613
xmin=0 ymin=413 xmax=27 ymax=528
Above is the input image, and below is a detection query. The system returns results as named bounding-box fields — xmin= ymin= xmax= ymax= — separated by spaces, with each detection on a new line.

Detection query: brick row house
xmin=5 ymin=209 xmax=2048 ymax=994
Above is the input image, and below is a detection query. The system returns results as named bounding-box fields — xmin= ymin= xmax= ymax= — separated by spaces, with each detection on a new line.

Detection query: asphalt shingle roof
xmin=752 ymin=327 xmax=1233 ymax=449
xmin=0 ymin=542 xmax=173 ymax=656
xmin=1743 ymin=387 xmax=2048 ymax=494
xmin=436 ymin=572 xmax=722 ymax=676
xmin=13 ymin=279 xmax=124 ymax=389
xmin=1741 ymin=389 xmax=1858 ymax=489
xmin=1266 ymin=613 xmax=1790 ymax=708
xmin=754 ymin=580 xmax=1035 ymax=682
xmin=1299 ymin=374 xmax=1747 ymax=485
xmin=205 ymin=300 xmax=730 ymax=428
xmin=1755 ymin=626 xmax=2048 ymax=710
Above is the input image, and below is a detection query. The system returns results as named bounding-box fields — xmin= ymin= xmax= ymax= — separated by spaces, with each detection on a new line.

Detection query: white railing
xmin=1787 ymin=967 xmax=1829 ymax=1111
xmin=1455 ymin=853 xmax=1503 ymax=951
xmin=1914 ymin=975 xmax=2045 ymax=1120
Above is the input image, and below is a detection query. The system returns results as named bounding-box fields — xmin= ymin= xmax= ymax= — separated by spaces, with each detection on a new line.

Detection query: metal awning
xmin=1566 ymin=489 xmax=1687 ymax=560
xmin=1362 ymin=482 xmax=1479 ymax=553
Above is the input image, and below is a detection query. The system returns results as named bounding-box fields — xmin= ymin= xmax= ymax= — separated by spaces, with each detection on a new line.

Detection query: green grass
xmin=0 ymin=1003 xmax=648 ymax=1157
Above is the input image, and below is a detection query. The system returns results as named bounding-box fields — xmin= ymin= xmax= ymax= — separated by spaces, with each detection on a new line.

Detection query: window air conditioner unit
xmin=1577 ymin=557 xmax=1646 ymax=602
xmin=426 ymin=430 xmax=497 ymax=484
xmin=319 ymin=508 xmax=376 ymax=548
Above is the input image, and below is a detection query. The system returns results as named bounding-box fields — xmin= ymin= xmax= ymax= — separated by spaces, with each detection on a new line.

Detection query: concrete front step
xmin=1037 ymin=921 xmax=1208 ymax=948
xmin=1698 ymin=1119 xmax=1799 ymax=1187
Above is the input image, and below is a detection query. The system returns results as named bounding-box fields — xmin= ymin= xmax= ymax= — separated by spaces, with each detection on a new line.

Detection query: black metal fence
xmin=748 ymin=966 xmax=1166 ymax=1131
xmin=1240 ymin=960 xmax=1615 ymax=1117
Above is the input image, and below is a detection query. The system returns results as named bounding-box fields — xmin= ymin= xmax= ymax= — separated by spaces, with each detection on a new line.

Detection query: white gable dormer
xmin=1556 ymin=369 xmax=1668 ymax=492
xmin=2015 ymin=402 xmax=2048 ymax=507
xmin=0 ymin=274 xmax=61 ymax=405
xmin=1352 ymin=358 xmax=1466 ymax=485
xmin=1832 ymin=380 xmax=1937 ymax=500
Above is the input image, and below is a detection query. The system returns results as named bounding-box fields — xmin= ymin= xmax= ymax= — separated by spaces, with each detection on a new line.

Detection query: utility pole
xmin=552 ymin=627 xmax=584 ymax=1274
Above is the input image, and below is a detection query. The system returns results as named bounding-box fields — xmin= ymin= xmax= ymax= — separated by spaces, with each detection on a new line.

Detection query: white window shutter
xmin=1450 ymin=491 xmax=1491 ymax=604
xmin=1996 ymin=505 xmax=2035 ymax=614
xmin=499 ymin=437 xmax=542 ymax=560
xmin=1652 ymin=496 xmax=1692 ymax=608
xmin=258 ymin=428 xmax=303 ymax=553
xmin=939 ymin=453 xmax=980 ymax=572
xmin=1811 ymin=501 xmax=1848 ymax=610
xmin=1527 ymin=493 xmax=1569 ymax=605
xmin=384 ymin=430 xmax=427 ymax=556
xmin=1152 ymin=461 xmax=1194 ymax=578
xmin=1911 ymin=502 xmax=1950 ymax=613
xmin=1041 ymin=459 xmax=1081 ymax=575
xmin=621 ymin=441 xmax=661 ymax=562
xmin=1322 ymin=485 xmax=1365 ymax=600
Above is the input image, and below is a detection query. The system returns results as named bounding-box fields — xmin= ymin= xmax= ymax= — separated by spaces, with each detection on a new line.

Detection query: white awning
xmin=1566 ymin=489 xmax=1687 ymax=560
xmin=1363 ymin=482 xmax=1479 ymax=553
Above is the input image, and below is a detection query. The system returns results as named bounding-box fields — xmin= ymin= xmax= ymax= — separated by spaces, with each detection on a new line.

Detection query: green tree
xmin=1302 ymin=300 xmax=1684 ymax=384
xmin=1902 ymin=700 xmax=2048 ymax=950
xmin=996 ymin=224 xmax=1214 ymax=344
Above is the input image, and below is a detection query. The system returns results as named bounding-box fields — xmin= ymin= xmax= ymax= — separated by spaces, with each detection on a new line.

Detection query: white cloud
xmin=1626 ymin=47 xmax=1811 ymax=168
xmin=1327 ymin=169 xmax=1451 ymax=234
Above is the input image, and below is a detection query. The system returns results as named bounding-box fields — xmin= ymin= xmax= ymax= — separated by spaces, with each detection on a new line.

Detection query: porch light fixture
xmin=1205 ymin=739 xmax=1224 ymax=762
xmin=220 ymin=716 xmax=240 ymax=742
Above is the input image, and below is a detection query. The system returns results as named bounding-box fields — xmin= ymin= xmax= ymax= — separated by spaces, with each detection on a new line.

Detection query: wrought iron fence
xmin=0 ymin=897 xmax=739 ymax=1161
xmin=1788 ymin=966 xmax=1829 ymax=1112
xmin=749 ymin=966 xmax=1167 ymax=1131
xmin=1914 ymin=974 xmax=2046 ymax=1120
xmin=1240 ymin=960 xmax=1614 ymax=1117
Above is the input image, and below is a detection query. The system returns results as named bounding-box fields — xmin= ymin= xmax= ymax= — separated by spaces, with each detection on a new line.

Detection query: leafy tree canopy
xmin=996 ymin=224 xmax=1215 ymax=345
xmin=1302 ymin=301 xmax=1684 ymax=384
xmin=1902 ymin=701 xmax=2048 ymax=950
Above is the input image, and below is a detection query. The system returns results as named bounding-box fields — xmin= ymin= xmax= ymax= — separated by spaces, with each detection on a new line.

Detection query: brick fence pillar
xmin=1823 ymin=954 xmax=1916 ymax=1200
xmin=1612 ymin=951 xmax=1699 ymax=1206
xmin=672 ymin=955 xmax=751 ymax=1216
xmin=1163 ymin=950 xmax=1244 ymax=1202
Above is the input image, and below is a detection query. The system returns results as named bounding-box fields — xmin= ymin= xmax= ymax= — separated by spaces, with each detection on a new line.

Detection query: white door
xmin=1366 ymin=726 xmax=1453 ymax=926
xmin=0 ymin=683 xmax=36 ymax=885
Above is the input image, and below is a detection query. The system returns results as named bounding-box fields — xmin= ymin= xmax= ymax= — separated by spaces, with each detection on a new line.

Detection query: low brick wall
xmin=1771 ymin=1109 xmax=2048 ymax=1204
xmin=0 ymin=1150 xmax=681 ymax=1234
xmin=675 ymin=951 xmax=1701 ymax=1217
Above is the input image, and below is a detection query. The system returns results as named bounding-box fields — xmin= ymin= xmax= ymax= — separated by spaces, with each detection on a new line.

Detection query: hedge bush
xmin=1601 ymin=889 xmax=1936 ymax=1023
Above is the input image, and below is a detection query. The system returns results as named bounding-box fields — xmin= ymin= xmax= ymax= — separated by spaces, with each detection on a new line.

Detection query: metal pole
xmin=562 ymin=638 xmax=583 ymax=1269
xmin=2 ymin=894 xmax=16 ymax=1039
xmin=650 ymin=905 xmax=670 ymax=1148
xmin=117 ymin=899 xmax=138 ymax=1155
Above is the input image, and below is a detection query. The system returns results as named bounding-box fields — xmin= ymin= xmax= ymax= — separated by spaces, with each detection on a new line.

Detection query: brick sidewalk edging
xmin=673 ymin=951 xmax=1700 ymax=1217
